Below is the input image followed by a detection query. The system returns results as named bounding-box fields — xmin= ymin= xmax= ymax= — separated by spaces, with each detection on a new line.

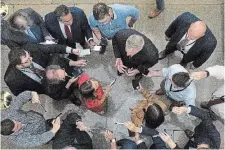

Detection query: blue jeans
xmin=156 ymin=0 xmax=164 ymax=10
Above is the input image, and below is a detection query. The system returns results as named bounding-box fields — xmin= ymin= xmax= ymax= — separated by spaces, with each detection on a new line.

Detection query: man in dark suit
xmin=159 ymin=12 xmax=217 ymax=69
xmin=52 ymin=112 xmax=93 ymax=149
xmin=171 ymin=105 xmax=221 ymax=149
xmin=45 ymin=5 xmax=95 ymax=60
xmin=112 ymin=29 xmax=158 ymax=82
xmin=8 ymin=8 xmax=51 ymax=43
xmin=4 ymin=47 xmax=87 ymax=96
xmin=1 ymin=19 xmax=80 ymax=56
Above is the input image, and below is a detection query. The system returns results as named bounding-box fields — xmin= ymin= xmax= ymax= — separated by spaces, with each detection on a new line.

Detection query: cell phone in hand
xmin=72 ymin=68 xmax=84 ymax=77
xmin=138 ymin=66 xmax=149 ymax=75
xmin=132 ymin=80 xmax=140 ymax=90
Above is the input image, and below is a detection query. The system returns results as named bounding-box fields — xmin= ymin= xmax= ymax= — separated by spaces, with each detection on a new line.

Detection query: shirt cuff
xmin=138 ymin=127 xmax=143 ymax=133
xmin=187 ymin=107 xmax=191 ymax=114
xmin=87 ymin=38 xmax=94 ymax=42
xmin=66 ymin=46 xmax=72 ymax=53
xmin=136 ymin=139 xmax=144 ymax=145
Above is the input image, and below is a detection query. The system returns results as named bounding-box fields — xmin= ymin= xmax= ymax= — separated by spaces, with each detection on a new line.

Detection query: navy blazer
xmin=45 ymin=7 xmax=93 ymax=46
xmin=188 ymin=105 xmax=221 ymax=149
xmin=165 ymin=12 xmax=217 ymax=68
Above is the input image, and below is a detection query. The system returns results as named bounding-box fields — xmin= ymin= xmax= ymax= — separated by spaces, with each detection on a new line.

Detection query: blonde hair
xmin=125 ymin=34 xmax=145 ymax=52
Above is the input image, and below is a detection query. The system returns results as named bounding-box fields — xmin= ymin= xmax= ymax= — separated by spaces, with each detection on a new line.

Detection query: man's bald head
xmin=188 ymin=21 xmax=206 ymax=40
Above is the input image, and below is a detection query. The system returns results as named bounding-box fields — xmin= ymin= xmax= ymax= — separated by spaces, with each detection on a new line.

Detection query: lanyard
xmin=169 ymin=80 xmax=193 ymax=92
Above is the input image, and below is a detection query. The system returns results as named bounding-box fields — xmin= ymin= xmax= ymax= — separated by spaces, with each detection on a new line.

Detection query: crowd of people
xmin=0 ymin=0 xmax=224 ymax=149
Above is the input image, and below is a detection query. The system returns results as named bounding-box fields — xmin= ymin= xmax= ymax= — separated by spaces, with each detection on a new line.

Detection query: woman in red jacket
xmin=78 ymin=73 xmax=111 ymax=114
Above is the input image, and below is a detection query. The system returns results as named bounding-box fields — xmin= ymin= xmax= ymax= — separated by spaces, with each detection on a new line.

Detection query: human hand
xmin=51 ymin=117 xmax=61 ymax=134
xmin=126 ymin=68 xmax=139 ymax=77
xmin=190 ymin=71 xmax=207 ymax=80
xmin=31 ymin=91 xmax=40 ymax=104
xmin=115 ymin=58 xmax=127 ymax=73
xmin=68 ymin=76 xmax=79 ymax=84
xmin=76 ymin=121 xmax=89 ymax=131
xmin=72 ymin=59 xmax=87 ymax=67
xmin=159 ymin=132 xmax=173 ymax=143
xmin=89 ymin=40 xmax=97 ymax=48
xmin=104 ymin=130 xmax=115 ymax=141
xmin=123 ymin=121 xmax=139 ymax=133
xmin=172 ymin=106 xmax=188 ymax=115
xmin=45 ymin=36 xmax=54 ymax=41
xmin=72 ymin=49 xmax=80 ymax=55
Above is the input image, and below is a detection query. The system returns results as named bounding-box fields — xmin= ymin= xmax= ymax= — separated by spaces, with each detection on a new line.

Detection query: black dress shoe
xmin=158 ymin=50 xmax=167 ymax=60
xmin=200 ymin=101 xmax=209 ymax=109
xmin=184 ymin=129 xmax=194 ymax=139
xmin=69 ymin=98 xmax=82 ymax=106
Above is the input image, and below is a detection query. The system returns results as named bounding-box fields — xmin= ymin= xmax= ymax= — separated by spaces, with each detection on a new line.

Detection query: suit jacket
xmin=112 ymin=29 xmax=158 ymax=71
xmin=8 ymin=8 xmax=50 ymax=43
xmin=189 ymin=105 xmax=221 ymax=149
xmin=45 ymin=7 xmax=93 ymax=47
xmin=1 ymin=20 xmax=69 ymax=53
xmin=4 ymin=48 xmax=70 ymax=96
xmin=41 ymin=56 xmax=76 ymax=100
xmin=141 ymin=126 xmax=167 ymax=149
xmin=165 ymin=12 xmax=217 ymax=68
xmin=53 ymin=113 xmax=93 ymax=149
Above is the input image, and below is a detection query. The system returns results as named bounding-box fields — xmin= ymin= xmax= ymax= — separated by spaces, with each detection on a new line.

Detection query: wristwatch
xmin=110 ymin=139 xmax=116 ymax=143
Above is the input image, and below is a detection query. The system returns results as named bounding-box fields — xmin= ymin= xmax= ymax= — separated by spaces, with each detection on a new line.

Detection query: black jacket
xmin=45 ymin=7 xmax=93 ymax=47
xmin=165 ymin=12 xmax=217 ymax=68
xmin=1 ymin=20 xmax=69 ymax=53
xmin=53 ymin=113 xmax=93 ymax=149
xmin=112 ymin=29 xmax=158 ymax=71
xmin=188 ymin=105 xmax=220 ymax=149
xmin=41 ymin=56 xmax=76 ymax=100
xmin=141 ymin=126 xmax=167 ymax=149
xmin=4 ymin=48 xmax=70 ymax=96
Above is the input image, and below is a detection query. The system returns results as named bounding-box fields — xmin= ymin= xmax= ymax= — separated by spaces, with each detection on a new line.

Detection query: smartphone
xmin=72 ymin=68 xmax=84 ymax=77
xmin=138 ymin=66 xmax=149 ymax=75
xmin=132 ymin=80 xmax=140 ymax=90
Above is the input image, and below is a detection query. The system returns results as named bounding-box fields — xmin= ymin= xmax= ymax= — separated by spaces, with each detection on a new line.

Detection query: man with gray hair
xmin=112 ymin=29 xmax=158 ymax=82
xmin=45 ymin=5 xmax=95 ymax=60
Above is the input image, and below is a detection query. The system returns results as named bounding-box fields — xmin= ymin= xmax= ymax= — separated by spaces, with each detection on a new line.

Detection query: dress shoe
xmin=200 ymin=101 xmax=209 ymax=109
xmin=158 ymin=50 xmax=167 ymax=60
xmin=148 ymin=8 xmax=163 ymax=19
xmin=184 ymin=129 xmax=194 ymax=139
xmin=155 ymin=88 xmax=164 ymax=95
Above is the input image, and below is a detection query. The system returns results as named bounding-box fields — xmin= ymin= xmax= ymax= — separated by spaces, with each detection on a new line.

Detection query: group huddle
xmin=0 ymin=1 xmax=224 ymax=149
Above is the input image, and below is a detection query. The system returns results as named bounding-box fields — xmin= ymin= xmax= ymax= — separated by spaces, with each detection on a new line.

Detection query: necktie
xmin=26 ymin=28 xmax=37 ymax=41
xmin=177 ymin=34 xmax=189 ymax=53
xmin=30 ymin=64 xmax=45 ymax=79
xmin=64 ymin=25 xmax=73 ymax=42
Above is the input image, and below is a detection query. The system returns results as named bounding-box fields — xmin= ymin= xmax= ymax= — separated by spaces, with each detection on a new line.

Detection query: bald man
xmin=159 ymin=12 xmax=217 ymax=69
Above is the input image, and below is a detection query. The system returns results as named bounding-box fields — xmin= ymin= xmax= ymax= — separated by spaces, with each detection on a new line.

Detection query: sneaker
xmin=184 ymin=129 xmax=194 ymax=139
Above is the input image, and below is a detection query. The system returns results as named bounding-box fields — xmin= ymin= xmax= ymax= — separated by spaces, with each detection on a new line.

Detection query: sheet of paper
xmin=39 ymin=40 xmax=57 ymax=45
xmin=79 ymin=49 xmax=91 ymax=56
xmin=92 ymin=46 xmax=102 ymax=51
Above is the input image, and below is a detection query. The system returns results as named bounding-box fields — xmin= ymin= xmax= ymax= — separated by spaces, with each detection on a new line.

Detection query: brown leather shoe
xmin=155 ymin=88 xmax=164 ymax=95
xmin=158 ymin=50 xmax=167 ymax=60
xmin=148 ymin=8 xmax=163 ymax=19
